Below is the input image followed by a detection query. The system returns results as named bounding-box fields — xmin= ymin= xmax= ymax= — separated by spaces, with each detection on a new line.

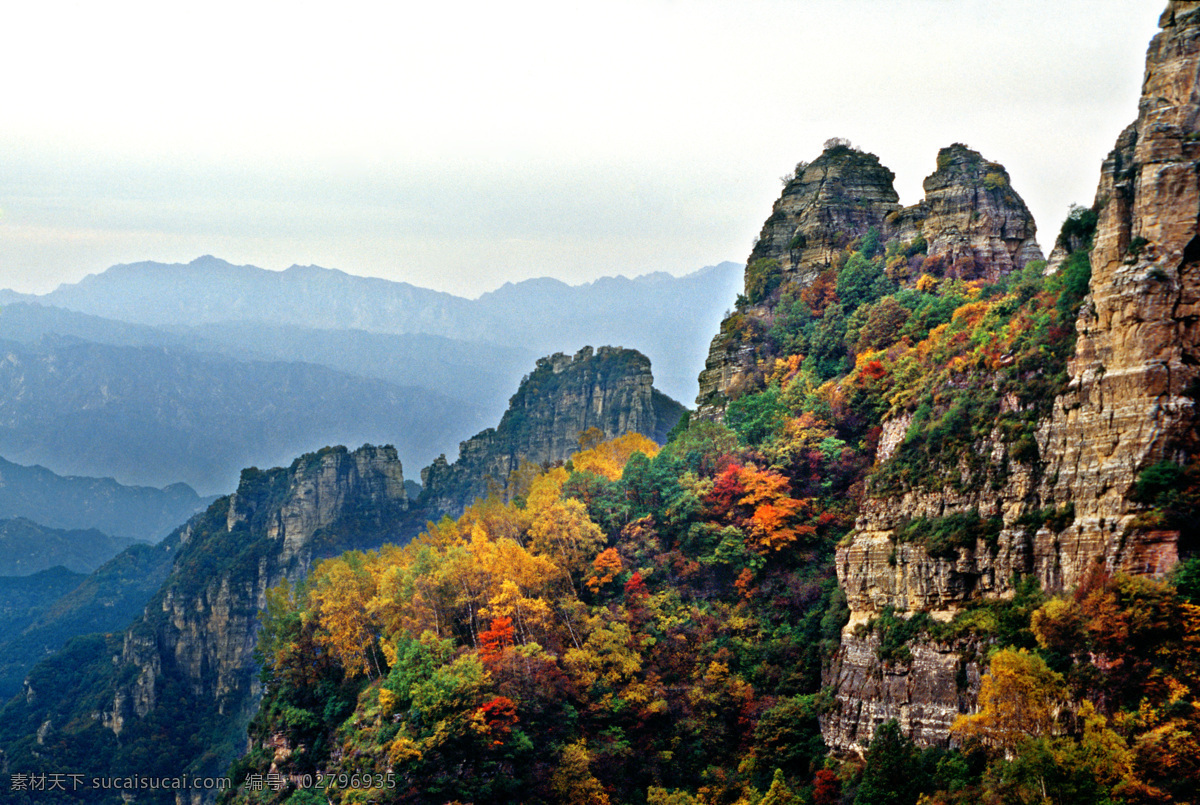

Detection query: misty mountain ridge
xmin=0 ymin=303 xmax=534 ymax=414
xmin=0 ymin=335 xmax=488 ymax=494
xmin=0 ymin=453 xmax=212 ymax=542
xmin=0 ymin=256 xmax=743 ymax=405
xmin=0 ymin=518 xmax=138 ymax=576
xmin=0 ymin=257 xmax=736 ymax=503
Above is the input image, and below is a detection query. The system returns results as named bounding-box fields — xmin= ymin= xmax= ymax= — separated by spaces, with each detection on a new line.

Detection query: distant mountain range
xmin=0 ymin=256 xmax=742 ymax=408
xmin=0 ymin=334 xmax=485 ymax=494
xmin=0 ymin=258 xmax=741 ymax=493
xmin=0 ymin=454 xmax=212 ymax=542
xmin=0 ymin=518 xmax=137 ymax=575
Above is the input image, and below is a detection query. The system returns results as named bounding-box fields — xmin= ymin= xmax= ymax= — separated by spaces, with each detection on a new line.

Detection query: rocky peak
xmin=823 ymin=2 xmax=1200 ymax=752
xmin=889 ymin=144 xmax=1042 ymax=282
xmin=421 ymin=346 xmax=685 ymax=517
xmin=1162 ymin=0 xmax=1200 ymax=27
xmin=5 ymin=444 xmax=409 ymax=802
xmin=696 ymin=142 xmax=1041 ymax=418
xmin=1038 ymin=0 xmax=1200 ymax=588
xmin=136 ymin=443 xmax=407 ymax=706
xmin=748 ymin=142 xmax=902 ymax=282
xmin=226 ymin=444 xmax=406 ymax=562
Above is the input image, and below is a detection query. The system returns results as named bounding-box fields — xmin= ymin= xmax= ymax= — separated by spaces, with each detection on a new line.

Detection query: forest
xmin=223 ymin=216 xmax=1200 ymax=805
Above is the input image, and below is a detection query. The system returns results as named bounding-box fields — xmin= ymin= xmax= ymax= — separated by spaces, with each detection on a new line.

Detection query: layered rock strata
xmin=696 ymin=143 xmax=1042 ymax=418
xmin=122 ymin=446 xmax=407 ymax=717
xmin=4 ymin=444 xmax=408 ymax=804
xmin=1038 ymin=0 xmax=1200 ymax=587
xmin=421 ymin=346 xmax=685 ymax=516
xmin=695 ymin=146 xmax=902 ymax=417
xmin=824 ymin=1 xmax=1200 ymax=751
xmin=889 ymin=144 xmax=1043 ymax=282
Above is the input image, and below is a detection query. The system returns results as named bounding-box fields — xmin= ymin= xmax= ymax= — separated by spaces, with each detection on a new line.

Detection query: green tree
xmin=854 ymin=720 xmax=927 ymax=805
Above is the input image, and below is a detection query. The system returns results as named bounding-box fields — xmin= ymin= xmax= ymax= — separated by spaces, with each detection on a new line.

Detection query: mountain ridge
xmin=1 ymin=258 xmax=742 ymax=407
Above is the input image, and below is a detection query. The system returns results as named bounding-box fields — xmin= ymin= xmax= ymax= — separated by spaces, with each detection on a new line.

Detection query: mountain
xmin=0 ymin=567 xmax=86 ymax=633
xmin=466 ymin=265 xmax=743 ymax=403
xmin=4 ymin=260 xmax=742 ymax=406
xmin=420 ymin=345 xmax=686 ymax=516
xmin=0 ymin=303 xmax=536 ymax=414
xmin=0 ymin=455 xmax=211 ymax=542
xmin=201 ymin=6 xmax=1195 ymax=803
xmin=1 ymin=257 xmax=469 ymax=334
xmin=0 ymin=536 xmax=180 ymax=701
xmin=0 ymin=445 xmax=410 ymax=796
xmin=0 ymin=342 xmax=684 ymax=800
xmin=697 ymin=142 xmax=1042 ymax=418
xmin=0 ymin=519 xmax=137 ymax=575
xmin=0 ymin=335 xmax=485 ymax=494
xmin=820 ymin=5 xmax=1200 ymax=751
xmin=0 ymin=567 xmax=89 ymax=697
xmin=172 ymin=323 xmax=533 ymax=414
xmin=0 ymin=262 xmax=738 ymax=493
xmin=7 ymin=5 xmax=1200 ymax=804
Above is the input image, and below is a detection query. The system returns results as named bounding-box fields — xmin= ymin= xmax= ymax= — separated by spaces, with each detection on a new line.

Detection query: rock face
xmin=823 ymin=1 xmax=1200 ymax=752
xmin=0 ymin=444 xmax=408 ymax=804
xmin=124 ymin=446 xmax=406 ymax=719
xmin=1038 ymin=0 xmax=1200 ymax=588
xmin=890 ymin=144 xmax=1043 ymax=283
xmin=747 ymin=144 xmax=903 ymax=283
xmin=823 ymin=633 xmax=985 ymax=750
xmin=696 ymin=146 xmax=902 ymax=417
xmin=421 ymin=346 xmax=686 ymax=516
xmin=696 ymin=142 xmax=1042 ymax=418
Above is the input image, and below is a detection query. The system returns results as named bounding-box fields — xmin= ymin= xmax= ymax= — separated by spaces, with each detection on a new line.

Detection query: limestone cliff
xmin=0 ymin=444 xmax=408 ymax=804
xmin=421 ymin=346 xmax=686 ymax=516
xmin=823 ymin=1 xmax=1200 ymax=752
xmin=696 ymin=142 xmax=1042 ymax=418
xmin=1038 ymin=0 xmax=1200 ymax=586
xmin=696 ymin=145 xmax=901 ymax=417
xmin=889 ymin=143 xmax=1043 ymax=283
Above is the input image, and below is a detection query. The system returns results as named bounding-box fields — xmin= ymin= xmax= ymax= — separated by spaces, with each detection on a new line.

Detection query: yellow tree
xmin=573 ymin=432 xmax=660 ymax=481
xmin=564 ymin=615 xmax=643 ymax=693
xmin=459 ymin=493 xmax=531 ymax=546
xmin=952 ymin=648 xmax=1068 ymax=754
xmin=471 ymin=536 xmax=559 ymax=646
xmin=528 ymin=496 xmax=606 ymax=594
xmin=309 ymin=552 xmax=382 ymax=678
xmin=370 ymin=543 xmax=454 ymax=641
xmin=551 ymin=740 xmax=610 ymax=805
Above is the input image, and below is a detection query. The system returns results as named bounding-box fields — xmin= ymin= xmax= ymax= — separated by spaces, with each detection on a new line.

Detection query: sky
xmin=0 ymin=0 xmax=1166 ymax=298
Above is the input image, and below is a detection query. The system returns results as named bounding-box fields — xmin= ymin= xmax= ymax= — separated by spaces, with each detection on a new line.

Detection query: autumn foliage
xmin=231 ymin=223 xmax=1200 ymax=805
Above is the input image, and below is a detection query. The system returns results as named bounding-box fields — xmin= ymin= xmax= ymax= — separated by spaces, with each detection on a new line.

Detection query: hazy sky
xmin=0 ymin=1 xmax=1164 ymax=297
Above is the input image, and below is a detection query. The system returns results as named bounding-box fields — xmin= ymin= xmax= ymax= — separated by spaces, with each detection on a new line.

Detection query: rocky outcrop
xmin=822 ymin=633 xmax=985 ymax=750
xmin=122 ymin=445 xmax=406 ymax=720
xmin=747 ymin=144 xmax=903 ymax=283
xmin=890 ymin=144 xmax=1043 ymax=283
xmin=421 ymin=346 xmax=686 ymax=516
xmin=228 ymin=445 xmax=407 ymax=563
xmin=696 ymin=145 xmax=902 ymax=417
xmin=823 ymin=1 xmax=1200 ymax=752
xmin=1038 ymin=0 xmax=1200 ymax=588
xmin=0 ymin=444 xmax=408 ymax=803
xmin=696 ymin=143 xmax=1042 ymax=418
